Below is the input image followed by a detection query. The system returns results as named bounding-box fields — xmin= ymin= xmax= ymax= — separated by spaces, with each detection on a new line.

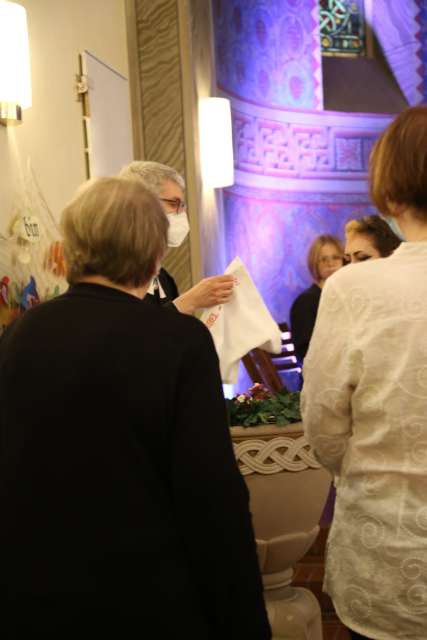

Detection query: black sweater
xmin=290 ymin=283 xmax=321 ymax=362
xmin=0 ymin=283 xmax=270 ymax=640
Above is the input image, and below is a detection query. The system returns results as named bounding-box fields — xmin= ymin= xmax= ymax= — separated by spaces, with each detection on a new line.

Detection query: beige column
xmin=126 ymin=0 xmax=226 ymax=295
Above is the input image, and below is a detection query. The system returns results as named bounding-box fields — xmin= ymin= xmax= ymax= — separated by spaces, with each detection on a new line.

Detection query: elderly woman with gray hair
xmin=0 ymin=177 xmax=271 ymax=639
xmin=119 ymin=160 xmax=234 ymax=314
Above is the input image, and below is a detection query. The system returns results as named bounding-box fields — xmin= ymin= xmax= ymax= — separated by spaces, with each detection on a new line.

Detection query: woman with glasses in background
xmin=120 ymin=161 xmax=234 ymax=315
xmin=344 ymin=214 xmax=401 ymax=264
xmin=290 ymin=234 xmax=345 ymax=364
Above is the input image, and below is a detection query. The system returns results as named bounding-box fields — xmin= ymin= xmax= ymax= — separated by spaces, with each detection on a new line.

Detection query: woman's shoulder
xmin=141 ymin=297 xmax=212 ymax=342
xmin=291 ymin=284 xmax=320 ymax=309
xmin=323 ymin=257 xmax=398 ymax=310
xmin=330 ymin=256 xmax=392 ymax=286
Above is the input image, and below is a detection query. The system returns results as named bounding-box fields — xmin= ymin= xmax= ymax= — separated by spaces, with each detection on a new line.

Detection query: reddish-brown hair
xmin=370 ymin=106 xmax=427 ymax=219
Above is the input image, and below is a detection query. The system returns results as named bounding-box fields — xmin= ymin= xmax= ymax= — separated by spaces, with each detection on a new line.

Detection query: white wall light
xmin=199 ymin=97 xmax=234 ymax=188
xmin=0 ymin=1 xmax=32 ymax=125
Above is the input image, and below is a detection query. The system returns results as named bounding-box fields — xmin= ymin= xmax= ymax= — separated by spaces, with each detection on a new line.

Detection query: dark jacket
xmin=145 ymin=266 xmax=179 ymax=307
xmin=290 ymin=283 xmax=321 ymax=362
xmin=0 ymin=283 xmax=270 ymax=640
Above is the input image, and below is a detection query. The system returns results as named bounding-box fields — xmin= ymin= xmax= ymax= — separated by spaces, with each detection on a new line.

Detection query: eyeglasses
xmin=160 ymin=198 xmax=186 ymax=214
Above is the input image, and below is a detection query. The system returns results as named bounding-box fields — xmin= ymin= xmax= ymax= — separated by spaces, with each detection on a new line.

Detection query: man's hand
xmin=173 ymin=275 xmax=234 ymax=315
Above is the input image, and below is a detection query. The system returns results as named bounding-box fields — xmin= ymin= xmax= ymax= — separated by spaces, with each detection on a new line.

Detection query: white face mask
xmin=167 ymin=211 xmax=190 ymax=247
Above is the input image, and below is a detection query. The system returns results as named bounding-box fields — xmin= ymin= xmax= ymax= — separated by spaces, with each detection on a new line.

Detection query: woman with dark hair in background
xmin=344 ymin=214 xmax=401 ymax=263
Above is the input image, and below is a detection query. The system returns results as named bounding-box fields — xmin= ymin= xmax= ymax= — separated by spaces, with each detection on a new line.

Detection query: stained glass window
xmin=320 ymin=0 xmax=366 ymax=56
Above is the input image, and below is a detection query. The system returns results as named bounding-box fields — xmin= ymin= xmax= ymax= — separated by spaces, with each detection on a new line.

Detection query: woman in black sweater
xmin=290 ymin=234 xmax=345 ymax=364
xmin=0 ymin=177 xmax=271 ymax=640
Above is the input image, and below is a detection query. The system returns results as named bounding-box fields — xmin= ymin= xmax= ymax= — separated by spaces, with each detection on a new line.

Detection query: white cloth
xmin=200 ymin=257 xmax=281 ymax=384
xmin=301 ymin=242 xmax=427 ymax=640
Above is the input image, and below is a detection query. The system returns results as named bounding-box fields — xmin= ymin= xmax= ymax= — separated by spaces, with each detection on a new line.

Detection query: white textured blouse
xmin=301 ymin=242 xmax=427 ymax=640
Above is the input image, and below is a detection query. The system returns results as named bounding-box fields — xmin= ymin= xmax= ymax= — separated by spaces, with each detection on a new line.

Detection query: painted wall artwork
xmin=213 ymin=0 xmax=323 ymax=110
xmin=0 ymin=165 xmax=67 ymax=335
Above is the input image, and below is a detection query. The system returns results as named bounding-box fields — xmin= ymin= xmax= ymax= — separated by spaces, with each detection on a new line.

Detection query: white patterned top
xmin=301 ymin=242 xmax=427 ymax=640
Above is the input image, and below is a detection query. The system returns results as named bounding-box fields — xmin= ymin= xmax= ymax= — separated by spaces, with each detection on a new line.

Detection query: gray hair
xmin=61 ymin=177 xmax=168 ymax=287
xmin=119 ymin=161 xmax=185 ymax=196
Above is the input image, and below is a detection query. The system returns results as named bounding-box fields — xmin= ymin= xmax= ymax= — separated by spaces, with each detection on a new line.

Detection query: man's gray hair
xmin=119 ymin=161 xmax=185 ymax=196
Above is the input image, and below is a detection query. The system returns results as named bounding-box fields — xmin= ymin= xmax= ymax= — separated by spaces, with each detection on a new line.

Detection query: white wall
xmin=0 ymin=0 xmax=129 ymax=227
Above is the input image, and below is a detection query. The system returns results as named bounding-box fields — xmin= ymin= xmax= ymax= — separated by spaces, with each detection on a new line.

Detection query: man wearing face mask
xmin=119 ymin=161 xmax=234 ymax=315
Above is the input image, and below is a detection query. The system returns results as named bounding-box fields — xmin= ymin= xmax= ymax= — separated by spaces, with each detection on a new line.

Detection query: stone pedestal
xmin=231 ymin=423 xmax=331 ymax=640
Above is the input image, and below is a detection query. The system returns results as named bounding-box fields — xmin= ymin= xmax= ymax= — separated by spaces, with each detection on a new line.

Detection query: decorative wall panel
xmin=213 ymin=0 xmax=323 ymax=110
xmin=232 ymin=104 xmax=384 ymax=182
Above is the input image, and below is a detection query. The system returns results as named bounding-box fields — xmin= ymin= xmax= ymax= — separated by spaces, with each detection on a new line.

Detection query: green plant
xmin=226 ymin=383 xmax=301 ymax=427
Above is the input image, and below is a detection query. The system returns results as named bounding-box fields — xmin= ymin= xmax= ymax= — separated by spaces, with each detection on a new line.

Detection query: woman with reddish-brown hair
xmin=302 ymin=106 xmax=427 ymax=639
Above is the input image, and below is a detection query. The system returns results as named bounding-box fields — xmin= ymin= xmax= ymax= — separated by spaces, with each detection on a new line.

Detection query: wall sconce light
xmin=199 ymin=97 xmax=234 ymax=188
xmin=0 ymin=1 xmax=32 ymax=126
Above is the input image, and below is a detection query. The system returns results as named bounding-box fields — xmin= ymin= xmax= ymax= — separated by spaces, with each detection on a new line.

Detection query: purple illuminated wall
xmin=419 ymin=0 xmax=427 ymax=100
xmin=211 ymin=0 xmax=425 ymax=391
xmin=223 ymin=190 xmax=376 ymax=323
xmin=214 ymin=0 xmax=323 ymax=110
xmin=370 ymin=0 xmax=424 ymax=106
xmin=224 ymin=101 xmax=391 ymax=324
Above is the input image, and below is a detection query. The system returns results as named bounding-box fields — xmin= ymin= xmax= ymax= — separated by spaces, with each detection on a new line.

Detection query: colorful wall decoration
xmin=214 ymin=0 xmax=323 ymax=110
xmin=320 ymin=0 xmax=366 ymax=56
xmin=0 ymin=165 xmax=67 ymax=335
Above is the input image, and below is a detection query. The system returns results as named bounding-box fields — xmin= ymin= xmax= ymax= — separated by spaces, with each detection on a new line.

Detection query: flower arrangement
xmin=226 ymin=383 xmax=301 ymax=427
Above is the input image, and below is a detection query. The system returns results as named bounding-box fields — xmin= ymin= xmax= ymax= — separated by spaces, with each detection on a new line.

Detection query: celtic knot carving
xmin=233 ymin=109 xmax=381 ymax=177
xmin=233 ymin=435 xmax=321 ymax=476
